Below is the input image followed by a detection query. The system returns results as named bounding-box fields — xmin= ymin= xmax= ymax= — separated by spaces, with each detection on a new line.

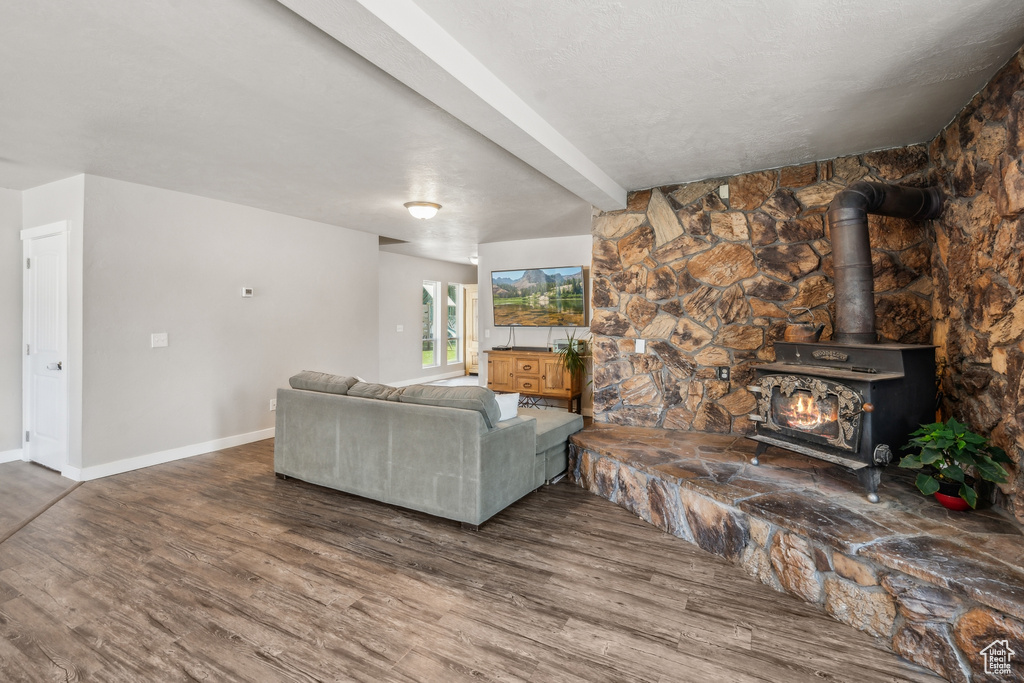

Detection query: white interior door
xmin=22 ymin=224 xmax=69 ymax=472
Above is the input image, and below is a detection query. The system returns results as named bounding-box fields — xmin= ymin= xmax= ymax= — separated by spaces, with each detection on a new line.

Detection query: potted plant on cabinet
xmin=898 ymin=417 xmax=1012 ymax=510
xmin=557 ymin=329 xmax=590 ymax=388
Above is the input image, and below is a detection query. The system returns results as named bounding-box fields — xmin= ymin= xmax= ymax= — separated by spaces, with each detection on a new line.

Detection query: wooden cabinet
xmin=485 ymin=349 xmax=582 ymax=413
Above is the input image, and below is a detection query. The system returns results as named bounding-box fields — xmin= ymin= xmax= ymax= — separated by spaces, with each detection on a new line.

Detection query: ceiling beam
xmin=276 ymin=0 xmax=627 ymax=211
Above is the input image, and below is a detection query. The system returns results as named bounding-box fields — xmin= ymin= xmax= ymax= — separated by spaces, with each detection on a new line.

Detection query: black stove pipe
xmin=826 ymin=181 xmax=943 ymax=344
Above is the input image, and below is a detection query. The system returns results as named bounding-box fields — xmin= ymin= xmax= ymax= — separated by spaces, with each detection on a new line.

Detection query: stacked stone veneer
xmin=591 ymin=148 xmax=935 ymax=435
xmin=591 ymin=42 xmax=1024 ymax=519
xmin=929 ymin=46 xmax=1024 ymax=520
xmin=570 ymin=435 xmax=1024 ymax=682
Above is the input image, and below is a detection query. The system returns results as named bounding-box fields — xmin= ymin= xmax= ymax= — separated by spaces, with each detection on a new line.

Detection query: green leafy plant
xmin=898 ymin=417 xmax=1012 ymax=508
xmin=557 ymin=329 xmax=590 ymax=383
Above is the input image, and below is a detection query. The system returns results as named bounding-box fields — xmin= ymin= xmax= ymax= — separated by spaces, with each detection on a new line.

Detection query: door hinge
xmin=25 ymin=431 xmax=30 ymax=442
xmin=25 ymin=257 xmax=30 ymax=269
xmin=26 ymin=343 xmax=30 ymax=355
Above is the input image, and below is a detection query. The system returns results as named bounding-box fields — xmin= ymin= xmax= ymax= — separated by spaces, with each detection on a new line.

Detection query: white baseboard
xmin=62 ymin=427 xmax=275 ymax=482
xmin=0 ymin=448 xmax=24 ymax=464
xmin=389 ymin=370 xmax=469 ymax=387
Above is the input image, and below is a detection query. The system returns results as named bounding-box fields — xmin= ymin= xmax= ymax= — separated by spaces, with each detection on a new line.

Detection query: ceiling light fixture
xmin=469 ymin=256 xmax=478 ymax=265
xmin=404 ymin=201 xmax=441 ymax=219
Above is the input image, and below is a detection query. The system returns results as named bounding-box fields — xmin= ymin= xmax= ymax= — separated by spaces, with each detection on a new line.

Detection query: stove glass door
xmin=755 ymin=374 xmax=864 ymax=452
xmin=771 ymin=389 xmax=839 ymax=439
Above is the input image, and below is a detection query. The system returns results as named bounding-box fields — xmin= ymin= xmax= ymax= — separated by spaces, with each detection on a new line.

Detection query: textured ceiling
xmin=0 ymin=0 xmax=591 ymax=262
xmin=1 ymin=0 xmax=1023 ymax=263
xmin=410 ymin=0 xmax=1024 ymax=188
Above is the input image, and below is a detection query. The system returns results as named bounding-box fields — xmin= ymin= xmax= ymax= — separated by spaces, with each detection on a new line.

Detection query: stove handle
xmin=747 ymin=385 xmax=762 ymax=394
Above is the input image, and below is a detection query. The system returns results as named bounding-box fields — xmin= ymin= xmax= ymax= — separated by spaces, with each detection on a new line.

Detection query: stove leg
xmin=751 ymin=442 xmax=768 ymax=466
xmin=857 ymin=466 xmax=882 ymax=503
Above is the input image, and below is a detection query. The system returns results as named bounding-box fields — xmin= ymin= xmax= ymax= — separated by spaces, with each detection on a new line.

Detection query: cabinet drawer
xmin=515 ymin=376 xmax=541 ymax=393
xmin=515 ymin=357 xmax=540 ymax=375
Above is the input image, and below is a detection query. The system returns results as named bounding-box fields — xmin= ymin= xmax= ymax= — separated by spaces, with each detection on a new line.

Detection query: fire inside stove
xmin=772 ymin=389 xmax=839 ymax=438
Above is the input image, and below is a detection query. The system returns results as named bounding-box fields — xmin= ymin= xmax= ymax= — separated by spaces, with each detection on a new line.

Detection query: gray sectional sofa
xmin=273 ymin=372 xmax=584 ymax=527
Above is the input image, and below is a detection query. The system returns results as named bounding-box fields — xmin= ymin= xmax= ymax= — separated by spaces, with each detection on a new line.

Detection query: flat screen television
xmin=491 ymin=266 xmax=587 ymax=327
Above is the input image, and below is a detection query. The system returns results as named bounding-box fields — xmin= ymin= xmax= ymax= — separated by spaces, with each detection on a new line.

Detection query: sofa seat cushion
xmin=398 ymin=385 xmax=502 ymax=428
xmin=518 ymin=407 xmax=584 ymax=454
xmin=289 ymin=371 xmax=358 ymax=395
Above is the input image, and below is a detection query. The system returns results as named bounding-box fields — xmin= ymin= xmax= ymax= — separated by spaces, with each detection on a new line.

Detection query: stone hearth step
xmin=570 ymin=424 xmax=1024 ymax=682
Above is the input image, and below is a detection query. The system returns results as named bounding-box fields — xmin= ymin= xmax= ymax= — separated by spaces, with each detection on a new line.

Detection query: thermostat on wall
xmin=241 ymin=287 xmax=254 ymax=298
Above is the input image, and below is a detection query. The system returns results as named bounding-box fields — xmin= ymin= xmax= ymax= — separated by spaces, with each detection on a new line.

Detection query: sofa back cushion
xmin=348 ymin=382 xmax=405 ymax=401
xmin=289 ymin=371 xmax=358 ymax=395
xmin=398 ymin=385 xmax=502 ymax=428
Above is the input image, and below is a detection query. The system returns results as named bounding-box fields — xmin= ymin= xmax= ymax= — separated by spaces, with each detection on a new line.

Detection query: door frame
xmin=21 ymin=220 xmax=70 ymax=472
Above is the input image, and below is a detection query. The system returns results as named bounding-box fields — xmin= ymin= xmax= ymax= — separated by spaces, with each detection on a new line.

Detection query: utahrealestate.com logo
xmin=981 ymin=639 xmax=1016 ymax=676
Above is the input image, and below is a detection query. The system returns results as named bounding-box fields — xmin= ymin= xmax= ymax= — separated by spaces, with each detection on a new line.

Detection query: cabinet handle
xmin=523 ymin=364 xmax=532 ymax=371
xmin=523 ymin=382 xmax=532 ymax=388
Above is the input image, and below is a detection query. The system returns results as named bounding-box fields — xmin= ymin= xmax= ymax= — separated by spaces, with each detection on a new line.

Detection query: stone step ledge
xmin=570 ymin=424 xmax=1024 ymax=681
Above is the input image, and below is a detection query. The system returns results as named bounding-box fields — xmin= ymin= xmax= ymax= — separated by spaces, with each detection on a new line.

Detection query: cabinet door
xmin=487 ymin=356 xmax=514 ymax=392
xmin=540 ymin=358 xmax=568 ymax=394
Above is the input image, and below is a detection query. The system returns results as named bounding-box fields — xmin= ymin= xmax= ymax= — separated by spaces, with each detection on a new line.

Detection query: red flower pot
xmin=934 ymin=491 xmax=971 ymax=511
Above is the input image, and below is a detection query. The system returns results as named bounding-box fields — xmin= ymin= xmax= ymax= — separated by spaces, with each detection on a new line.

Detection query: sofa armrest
xmin=476 ymin=416 xmax=540 ymax=523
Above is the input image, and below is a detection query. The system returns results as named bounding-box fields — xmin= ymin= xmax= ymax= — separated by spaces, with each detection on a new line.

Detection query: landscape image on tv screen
xmin=491 ymin=266 xmax=586 ymax=327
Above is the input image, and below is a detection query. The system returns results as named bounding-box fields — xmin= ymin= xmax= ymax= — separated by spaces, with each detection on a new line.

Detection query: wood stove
xmin=745 ymin=180 xmax=942 ymax=501
xmin=747 ymin=341 xmax=935 ymax=502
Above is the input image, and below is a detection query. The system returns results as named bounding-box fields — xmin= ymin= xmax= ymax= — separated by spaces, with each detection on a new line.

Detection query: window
xmin=422 ymin=281 xmax=439 ymax=368
xmin=447 ymin=283 xmax=462 ymax=364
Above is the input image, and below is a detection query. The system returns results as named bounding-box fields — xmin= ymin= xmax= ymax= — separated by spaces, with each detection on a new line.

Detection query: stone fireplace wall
xmin=590 ymin=43 xmax=1024 ymax=517
xmin=591 ymin=149 xmax=936 ymax=433
xmin=929 ymin=46 xmax=1024 ymax=519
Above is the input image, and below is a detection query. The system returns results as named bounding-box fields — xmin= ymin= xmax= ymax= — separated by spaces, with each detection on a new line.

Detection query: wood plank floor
xmin=0 ymin=439 xmax=937 ymax=682
xmin=0 ymin=460 xmax=78 ymax=541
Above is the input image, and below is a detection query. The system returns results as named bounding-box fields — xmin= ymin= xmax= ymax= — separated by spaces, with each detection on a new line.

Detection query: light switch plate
xmin=396 ymin=324 xmax=404 ymax=332
xmin=635 ymin=339 xmax=646 ymax=353
xmin=151 ymin=332 xmax=168 ymax=348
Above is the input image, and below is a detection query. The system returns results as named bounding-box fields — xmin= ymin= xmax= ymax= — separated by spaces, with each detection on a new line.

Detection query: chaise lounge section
xmin=274 ymin=372 xmax=583 ymax=527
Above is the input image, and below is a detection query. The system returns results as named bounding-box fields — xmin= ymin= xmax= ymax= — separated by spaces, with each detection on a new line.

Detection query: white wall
xmin=22 ymin=175 xmax=86 ymax=469
xmin=377 ymin=251 xmax=477 ymax=385
xmin=0 ymin=188 xmax=23 ymax=457
xmin=478 ymin=235 xmax=593 ymax=411
xmin=81 ymin=175 xmax=380 ymax=469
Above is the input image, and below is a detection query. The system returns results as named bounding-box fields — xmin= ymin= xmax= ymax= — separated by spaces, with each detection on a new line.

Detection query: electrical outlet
xmin=269 ymin=398 xmax=277 ymax=411
xmin=717 ymin=366 xmax=730 ymax=381
xmin=151 ymin=332 xmax=168 ymax=348
xmin=396 ymin=324 xmax=403 ymax=332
